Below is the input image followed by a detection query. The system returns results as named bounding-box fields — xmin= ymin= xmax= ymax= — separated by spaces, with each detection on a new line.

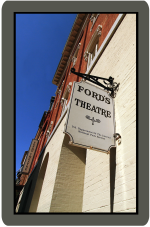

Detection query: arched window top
xmin=72 ymin=43 xmax=81 ymax=68
xmin=90 ymin=14 xmax=100 ymax=31
xmin=84 ymin=24 xmax=102 ymax=70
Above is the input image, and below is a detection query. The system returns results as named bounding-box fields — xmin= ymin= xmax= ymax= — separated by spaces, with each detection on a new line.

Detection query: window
xmin=61 ymin=82 xmax=72 ymax=114
xmin=46 ymin=121 xmax=53 ymax=138
xmin=49 ymin=96 xmax=55 ymax=111
xmin=55 ymin=81 xmax=64 ymax=108
xmin=90 ymin=14 xmax=100 ymax=31
xmin=72 ymin=43 xmax=81 ymax=68
xmin=61 ymin=98 xmax=68 ymax=113
xmin=87 ymin=39 xmax=99 ymax=68
xmin=84 ymin=24 xmax=102 ymax=71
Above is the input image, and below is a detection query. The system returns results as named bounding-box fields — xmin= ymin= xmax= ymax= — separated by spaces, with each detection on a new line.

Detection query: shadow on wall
xmin=18 ymin=180 xmax=33 ymax=212
xmin=17 ymin=150 xmax=45 ymax=213
xmin=110 ymin=147 xmax=116 ymax=213
xmin=50 ymin=134 xmax=86 ymax=212
xmin=29 ymin=153 xmax=49 ymax=212
xmin=64 ymin=134 xmax=86 ymax=164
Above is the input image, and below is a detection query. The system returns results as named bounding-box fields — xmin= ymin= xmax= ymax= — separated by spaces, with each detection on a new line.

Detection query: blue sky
xmin=16 ymin=13 xmax=77 ymax=174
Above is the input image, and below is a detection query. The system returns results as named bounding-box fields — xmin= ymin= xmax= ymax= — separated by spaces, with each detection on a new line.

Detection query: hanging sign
xmin=22 ymin=139 xmax=39 ymax=174
xmin=64 ymin=81 xmax=115 ymax=153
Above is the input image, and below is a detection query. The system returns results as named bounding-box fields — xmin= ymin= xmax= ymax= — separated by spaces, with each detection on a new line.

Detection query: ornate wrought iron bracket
xmin=113 ymin=133 xmax=121 ymax=140
xmin=71 ymin=67 xmax=120 ymax=98
xmin=113 ymin=133 xmax=121 ymax=145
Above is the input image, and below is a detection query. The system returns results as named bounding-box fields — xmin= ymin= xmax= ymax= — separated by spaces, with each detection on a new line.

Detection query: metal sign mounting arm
xmin=71 ymin=67 xmax=120 ymax=98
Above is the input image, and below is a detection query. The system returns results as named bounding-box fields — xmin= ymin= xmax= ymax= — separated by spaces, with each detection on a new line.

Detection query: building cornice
xmin=52 ymin=14 xmax=90 ymax=86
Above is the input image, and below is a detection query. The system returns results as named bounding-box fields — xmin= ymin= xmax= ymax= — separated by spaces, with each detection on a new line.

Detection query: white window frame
xmin=60 ymin=82 xmax=72 ymax=116
xmin=72 ymin=43 xmax=81 ymax=68
xmin=55 ymin=81 xmax=64 ymax=108
xmin=90 ymin=14 xmax=100 ymax=31
xmin=46 ymin=121 xmax=53 ymax=138
xmin=84 ymin=24 xmax=102 ymax=71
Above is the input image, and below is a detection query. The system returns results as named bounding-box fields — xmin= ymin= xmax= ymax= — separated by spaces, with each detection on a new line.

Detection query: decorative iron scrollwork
xmin=71 ymin=67 xmax=120 ymax=98
xmin=103 ymin=79 xmax=120 ymax=98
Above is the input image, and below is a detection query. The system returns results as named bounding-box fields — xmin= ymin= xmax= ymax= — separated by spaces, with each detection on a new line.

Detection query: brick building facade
xmin=15 ymin=97 xmax=55 ymax=211
xmin=16 ymin=13 xmax=136 ymax=213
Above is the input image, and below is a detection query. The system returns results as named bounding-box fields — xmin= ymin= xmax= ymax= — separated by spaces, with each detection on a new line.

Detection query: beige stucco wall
xmin=82 ymin=149 xmax=110 ymax=212
xmin=30 ymin=113 xmax=86 ymax=213
xmin=32 ymin=116 xmax=67 ymax=212
xmin=82 ymin=14 xmax=136 ymax=212
xmin=50 ymin=135 xmax=86 ymax=212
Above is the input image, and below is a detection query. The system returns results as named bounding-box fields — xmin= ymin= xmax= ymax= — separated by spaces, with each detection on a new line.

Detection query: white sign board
xmin=64 ymin=81 xmax=115 ymax=153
